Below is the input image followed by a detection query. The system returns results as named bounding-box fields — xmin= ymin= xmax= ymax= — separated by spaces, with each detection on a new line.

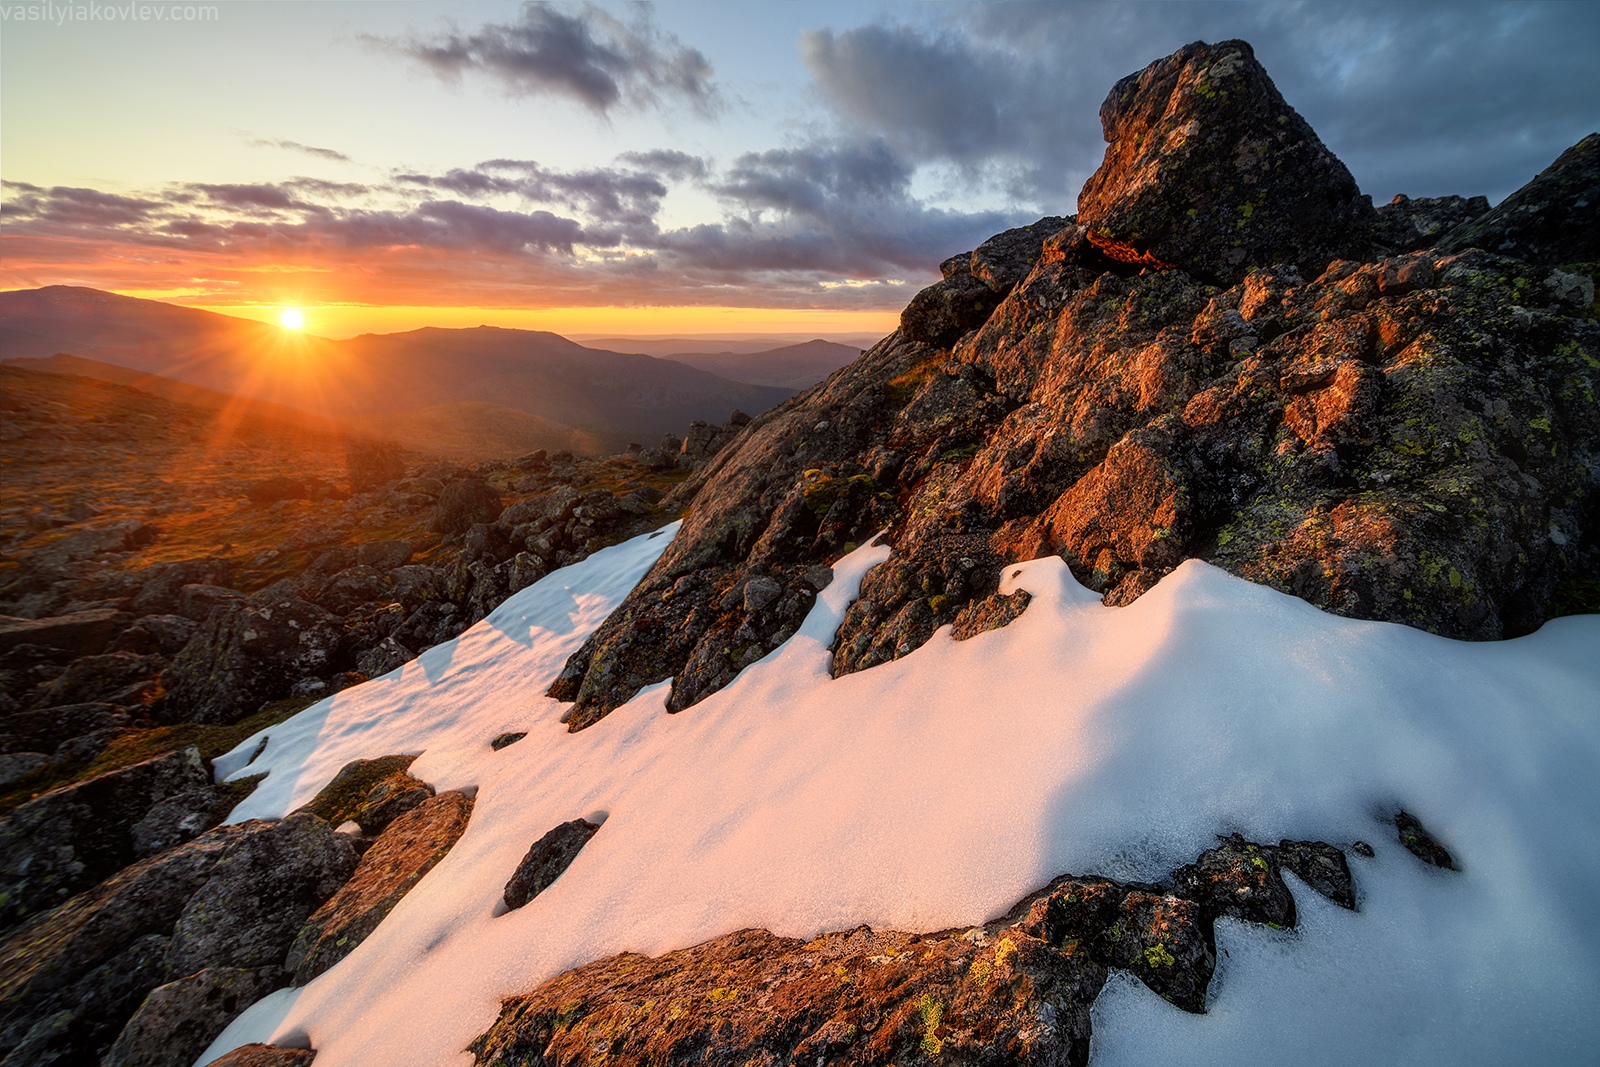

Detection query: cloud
xmin=248 ymin=138 xmax=353 ymax=163
xmin=801 ymin=1 xmax=1600 ymax=207
xmin=616 ymin=149 xmax=708 ymax=182
xmin=386 ymin=2 xmax=718 ymax=115
xmin=0 ymin=138 xmax=1025 ymax=311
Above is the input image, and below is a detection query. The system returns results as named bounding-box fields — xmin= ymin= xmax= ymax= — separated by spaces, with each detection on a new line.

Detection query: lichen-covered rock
xmin=1373 ymin=193 xmax=1490 ymax=254
xmin=164 ymin=813 xmax=357 ymax=976
xmin=1172 ymin=834 xmax=1297 ymax=928
xmin=161 ymin=593 xmax=344 ymax=725
xmin=1075 ymin=39 xmax=1375 ymax=286
xmin=0 ymin=747 xmax=211 ymax=930
xmin=547 ymin=42 xmax=1600 ymax=731
xmin=129 ymin=776 xmax=265 ymax=860
xmin=502 ymin=818 xmax=599 ymax=910
xmin=294 ymin=755 xmax=424 ymax=833
xmin=1438 ymin=132 xmax=1599 ymax=267
xmin=472 ymin=835 xmax=1360 ymax=1066
xmin=0 ymin=823 xmax=248 ymax=1060
xmin=287 ymin=791 xmax=473 ymax=985
xmin=103 ymin=966 xmax=284 ymax=1067
xmin=199 ymin=1044 xmax=316 ymax=1067
xmin=471 ymin=923 xmax=1103 ymax=1067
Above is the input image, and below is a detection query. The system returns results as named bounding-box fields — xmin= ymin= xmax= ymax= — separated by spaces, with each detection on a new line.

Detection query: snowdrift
xmin=203 ymin=524 xmax=1600 ymax=1066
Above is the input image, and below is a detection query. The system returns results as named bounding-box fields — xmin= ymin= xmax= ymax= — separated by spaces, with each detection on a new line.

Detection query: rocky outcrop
xmin=1075 ymin=40 xmax=1375 ymax=285
xmin=165 ymin=813 xmax=357 ymax=976
xmin=104 ymin=966 xmax=284 ymax=1067
xmin=295 ymin=755 xmax=428 ymax=835
xmin=470 ymin=835 xmax=1360 ymax=1067
xmin=160 ymin=594 xmax=344 ymax=725
xmin=287 ymin=791 xmax=473 ymax=984
xmin=548 ymin=43 xmax=1600 ymax=730
xmin=200 ymin=1045 xmax=316 ymax=1067
xmin=0 ymin=812 xmax=347 ymax=1062
xmin=0 ymin=747 xmax=210 ymax=930
xmin=1438 ymin=132 xmax=1599 ymax=268
xmin=502 ymin=818 xmax=599 ymax=911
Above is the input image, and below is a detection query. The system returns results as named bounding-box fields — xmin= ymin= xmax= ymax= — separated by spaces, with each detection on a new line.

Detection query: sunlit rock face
xmin=1076 ymin=39 xmax=1377 ymax=286
xmin=549 ymin=39 xmax=1600 ymax=730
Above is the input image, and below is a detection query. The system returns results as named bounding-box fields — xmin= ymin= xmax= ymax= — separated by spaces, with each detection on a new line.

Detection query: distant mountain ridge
xmin=0 ymin=287 xmax=796 ymax=456
xmin=643 ymin=339 xmax=863 ymax=390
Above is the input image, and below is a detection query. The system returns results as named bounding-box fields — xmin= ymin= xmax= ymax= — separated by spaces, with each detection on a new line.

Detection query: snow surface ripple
xmin=201 ymin=524 xmax=1600 ymax=1067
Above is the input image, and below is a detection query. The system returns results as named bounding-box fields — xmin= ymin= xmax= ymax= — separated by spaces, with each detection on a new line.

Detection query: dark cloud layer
xmin=804 ymin=1 xmax=1600 ymax=207
xmin=387 ymin=2 xmax=717 ymax=115
xmin=0 ymin=142 xmax=1018 ymax=308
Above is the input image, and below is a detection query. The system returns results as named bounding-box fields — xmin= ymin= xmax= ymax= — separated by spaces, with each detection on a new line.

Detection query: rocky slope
xmin=549 ymin=38 xmax=1600 ymax=731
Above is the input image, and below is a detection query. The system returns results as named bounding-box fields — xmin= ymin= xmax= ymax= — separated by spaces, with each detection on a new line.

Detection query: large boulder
xmin=0 ymin=823 xmax=248 ymax=1059
xmin=1075 ymin=39 xmax=1375 ymax=285
xmin=0 ymin=747 xmax=211 ymax=930
xmin=103 ymin=966 xmax=284 ymax=1067
xmin=545 ymin=68 xmax=1599 ymax=729
xmin=429 ymin=476 xmax=503 ymax=535
xmin=1439 ymin=132 xmax=1600 ymax=268
xmin=160 ymin=593 xmax=344 ymax=724
xmin=286 ymin=791 xmax=473 ymax=985
xmin=164 ymin=813 xmax=357 ymax=976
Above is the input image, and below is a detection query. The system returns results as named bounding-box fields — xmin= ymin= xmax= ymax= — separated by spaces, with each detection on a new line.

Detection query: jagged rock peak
xmin=1438 ymin=131 xmax=1600 ymax=267
xmin=1077 ymin=39 xmax=1376 ymax=286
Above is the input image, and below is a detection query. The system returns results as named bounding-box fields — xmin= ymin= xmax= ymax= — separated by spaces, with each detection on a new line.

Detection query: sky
xmin=2 ymin=0 xmax=1597 ymax=339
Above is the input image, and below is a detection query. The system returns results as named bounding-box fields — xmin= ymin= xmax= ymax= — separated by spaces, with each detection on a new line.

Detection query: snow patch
xmin=202 ymin=528 xmax=1600 ymax=1066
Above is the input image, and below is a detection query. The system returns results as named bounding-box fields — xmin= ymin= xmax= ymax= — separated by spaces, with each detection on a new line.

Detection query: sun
xmin=279 ymin=308 xmax=305 ymax=330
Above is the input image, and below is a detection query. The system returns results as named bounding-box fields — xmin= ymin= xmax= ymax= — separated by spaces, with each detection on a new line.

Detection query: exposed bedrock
xmin=470 ymin=835 xmax=1370 ymax=1067
xmin=549 ymin=39 xmax=1600 ymax=732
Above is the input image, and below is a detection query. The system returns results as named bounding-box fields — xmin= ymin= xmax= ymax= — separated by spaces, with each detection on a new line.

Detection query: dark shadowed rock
xmin=429 ymin=476 xmax=503 ymax=535
xmin=1 ymin=933 xmax=170 ymax=1067
xmin=1076 ymin=40 xmax=1375 ymax=285
xmin=287 ymin=791 xmax=473 ymax=985
xmin=30 ymin=651 xmax=164 ymax=709
xmin=164 ymin=813 xmax=357 ymax=976
xmin=1438 ymin=132 xmax=1599 ymax=267
xmin=1373 ymin=193 xmax=1490 ymax=254
xmin=161 ymin=594 xmax=343 ymax=725
xmin=502 ymin=819 xmax=599 ymax=910
xmin=354 ymin=539 xmax=413 ymax=571
xmin=489 ymin=732 xmax=525 ymax=751
xmin=129 ymin=560 xmax=236 ymax=618
xmin=0 ymin=608 xmax=129 ymax=657
xmin=1273 ymin=839 xmax=1356 ymax=909
xmin=0 ymin=747 xmax=211 ymax=930
xmin=130 ymin=776 xmax=265 ymax=860
xmin=0 ymin=823 xmax=248 ymax=1059
xmin=0 ymin=702 xmax=131 ymax=754
xmin=1395 ymin=810 xmax=1456 ymax=870
xmin=200 ymin=1044 xmax=315 ymax=1067
xmin=103 ymin=966 xmax=284 ymax=1067
xmin=112 ymin=614 xmax=200 ymax=657
xmin=900 ymin=273 xmax=1004 ymax=347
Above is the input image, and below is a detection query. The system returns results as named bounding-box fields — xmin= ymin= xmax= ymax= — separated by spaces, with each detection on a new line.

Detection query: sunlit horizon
xmin=184 ymin=300 xmax=900 ymax=343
